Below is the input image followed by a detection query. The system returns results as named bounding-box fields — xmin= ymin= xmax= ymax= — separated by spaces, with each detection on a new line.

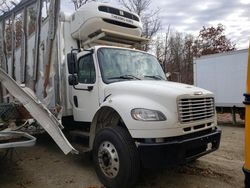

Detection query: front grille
xmin=98 ymin=6 xmax=140 ymax=22
xmin=178 ymin=97 xmax=215 ymax=123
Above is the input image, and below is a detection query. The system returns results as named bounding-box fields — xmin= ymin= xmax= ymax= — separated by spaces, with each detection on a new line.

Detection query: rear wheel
xmin=93 ymin=126 xmax=140 ymax=188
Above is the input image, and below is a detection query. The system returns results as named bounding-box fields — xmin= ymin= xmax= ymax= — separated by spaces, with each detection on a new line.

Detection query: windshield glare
xmin=97 ymin=48 xmax=166 ymax=84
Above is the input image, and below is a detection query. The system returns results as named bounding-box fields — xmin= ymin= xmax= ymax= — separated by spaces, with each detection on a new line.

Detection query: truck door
xmin=72 ymin=53 xmax=99 ymax=122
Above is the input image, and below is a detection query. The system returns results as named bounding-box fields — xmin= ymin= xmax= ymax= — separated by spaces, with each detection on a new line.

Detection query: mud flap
xmin=0 ymin=68 xmax=78 ymax=154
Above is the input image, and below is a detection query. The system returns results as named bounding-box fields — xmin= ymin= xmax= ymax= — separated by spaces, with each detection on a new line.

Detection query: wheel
xmin=93 ymin=126 xmax=140 ymax=188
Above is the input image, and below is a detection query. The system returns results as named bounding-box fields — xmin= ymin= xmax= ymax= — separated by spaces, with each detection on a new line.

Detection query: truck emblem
xmin=194 ymin=91 xmax=203 ymax=95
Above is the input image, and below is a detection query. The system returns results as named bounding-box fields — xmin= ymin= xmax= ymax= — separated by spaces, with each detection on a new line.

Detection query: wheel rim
xmin=98 ymin=141 xmax=120 ymax=178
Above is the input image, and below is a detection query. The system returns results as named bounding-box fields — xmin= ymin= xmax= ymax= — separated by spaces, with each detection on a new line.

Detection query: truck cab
xmin=61 ymin=3 xmax=221 ymax=187
xmin=67 ymin=45 xmax=221 ymax=188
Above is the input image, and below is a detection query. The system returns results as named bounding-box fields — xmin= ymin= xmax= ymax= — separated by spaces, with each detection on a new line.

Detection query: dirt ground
xmin=0 ymin=122 xmax=245 ymax=188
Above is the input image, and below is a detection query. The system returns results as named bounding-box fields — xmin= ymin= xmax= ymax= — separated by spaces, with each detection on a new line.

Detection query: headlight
xmin=131 ymin=108 xmax=166 ymax=121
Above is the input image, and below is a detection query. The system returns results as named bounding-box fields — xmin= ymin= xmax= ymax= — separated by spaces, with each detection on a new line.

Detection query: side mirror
xmin=68 ymin=75 xmax=79 ymax=86
xmin=67 ymin=52 xmax=78 ymax=74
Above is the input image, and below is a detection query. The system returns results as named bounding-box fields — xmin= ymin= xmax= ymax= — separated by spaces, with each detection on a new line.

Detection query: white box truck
xmin=193 ymin=49 xmax=248 ymax=122
xmin=0 ymin=1 xmax=221 ymax=187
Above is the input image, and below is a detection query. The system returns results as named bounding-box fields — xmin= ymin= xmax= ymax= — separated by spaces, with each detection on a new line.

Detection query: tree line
xmin=155 ymin=24 xmax=236 ymax=84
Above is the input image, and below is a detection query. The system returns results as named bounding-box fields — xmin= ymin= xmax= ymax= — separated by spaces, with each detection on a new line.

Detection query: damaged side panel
xmin=0 ymin=68 xmax=77 ymax=154
xmin=0 ymin=0 xmax=77 ymax=155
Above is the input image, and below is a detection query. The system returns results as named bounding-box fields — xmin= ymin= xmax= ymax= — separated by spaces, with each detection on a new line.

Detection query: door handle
xmin=73 ymin=96 xmax=78 ymax=107
xmin=73 ymin=85 xmax=93 ymax=91
xmin=87 ymin=86 xmax=93 ymax=91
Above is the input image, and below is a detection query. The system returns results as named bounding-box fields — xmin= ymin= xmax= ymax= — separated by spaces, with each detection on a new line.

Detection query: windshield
xmin=97 ymin=48 xmax=166 ymax=84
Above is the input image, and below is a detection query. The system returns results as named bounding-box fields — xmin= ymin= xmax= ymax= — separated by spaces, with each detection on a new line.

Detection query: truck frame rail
xmin=0 ymin=131 xmax=36 ymax=149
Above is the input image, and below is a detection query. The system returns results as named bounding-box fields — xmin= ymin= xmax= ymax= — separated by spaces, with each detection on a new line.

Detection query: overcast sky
xmin=61 ymin=0 xmax=250 ymax=49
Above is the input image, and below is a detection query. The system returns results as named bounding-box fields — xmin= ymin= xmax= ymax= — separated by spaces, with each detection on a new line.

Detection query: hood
xmin=104 ymin=80 xmax=213 ymax=98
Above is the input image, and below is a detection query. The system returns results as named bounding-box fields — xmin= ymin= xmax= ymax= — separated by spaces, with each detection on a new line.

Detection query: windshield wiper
xmin=108 ymin=75 xmax=141 ymax=80
xmin=144 ymin=75 xmax=164 ymax=80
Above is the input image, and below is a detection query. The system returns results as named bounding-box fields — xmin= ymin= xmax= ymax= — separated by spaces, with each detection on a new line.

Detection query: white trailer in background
xmin=193 ymin=49 xmax=248 ymax=123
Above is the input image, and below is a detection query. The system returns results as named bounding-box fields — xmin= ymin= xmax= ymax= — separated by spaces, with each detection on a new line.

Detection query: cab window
xmin=78 ymin=54 xmax=96 ymax=84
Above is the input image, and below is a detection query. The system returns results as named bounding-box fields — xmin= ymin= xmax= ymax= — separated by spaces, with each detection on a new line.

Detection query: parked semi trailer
xmin=0 ymin=1 xmax=221 ymax=187
xmin=193 ymin=49 xmax=248 ymax=123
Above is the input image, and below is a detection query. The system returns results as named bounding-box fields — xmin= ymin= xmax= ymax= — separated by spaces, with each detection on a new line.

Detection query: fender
xmin=89 ymin=94 xmax=177 ymax=149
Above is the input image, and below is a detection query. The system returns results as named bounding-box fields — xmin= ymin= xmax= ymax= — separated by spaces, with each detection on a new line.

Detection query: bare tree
xmin=71 ymin=0 xmax=97 ymax=10
xmin=155 ymin=24 xmax=236 ymax=84
xmin=154 ymin=25 xmax=170 ymax=72
xmin=166 ymin=32 xmax=194 ymax=84
xmin=118 ymin=0 xmax=161 ymax=51
xmin=155 ymin=30 xmax=196 ymax=84
xmin=118 ymin=0 xmax=150 ymax=16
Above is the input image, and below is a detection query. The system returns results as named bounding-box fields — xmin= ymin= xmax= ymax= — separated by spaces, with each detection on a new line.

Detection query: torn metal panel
xmin=10 ymin=13 xmax=15 ymax=80
xmin=54 ymin=37 xmax=60 ymax=105
xmin=0 ymin=21 xmax=8 ymax=72
xmin=0 ymin=21 xmax=5 ymax=67
xmin=33 ymin=0 xmax=42 ymax=85
xmin=0 ymin=68 xmax=78 ymax=154
xmin=0 ymin=22 xmax=4 ymax=103
xmin=1 ymin=0 xmax=63 ymax=108
xmin=0 ymin=21 xmax=8 ymax=103
xmin=43 ymin=0 xmax=60 ymax=97
xmin=0 ymin=0 xmax=37 ymax=21
xmin=20 ymin=8 xmax=28 ymax=84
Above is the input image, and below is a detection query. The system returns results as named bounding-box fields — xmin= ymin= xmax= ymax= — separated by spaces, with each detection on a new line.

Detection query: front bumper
xmin=137 ymin=128 xmax=221 ymax=168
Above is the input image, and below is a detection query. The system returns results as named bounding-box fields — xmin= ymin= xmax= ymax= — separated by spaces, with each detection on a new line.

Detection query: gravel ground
xmin=0 ymin=124 xmax=245 ymax=188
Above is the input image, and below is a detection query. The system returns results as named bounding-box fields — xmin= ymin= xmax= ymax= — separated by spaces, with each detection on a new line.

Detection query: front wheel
xmin=93 ymin=126 xmax=140 ymax=188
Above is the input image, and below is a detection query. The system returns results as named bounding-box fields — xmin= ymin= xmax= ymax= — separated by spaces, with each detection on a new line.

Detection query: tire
xmin=93 ymin=126 xmax=140 ymax=188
